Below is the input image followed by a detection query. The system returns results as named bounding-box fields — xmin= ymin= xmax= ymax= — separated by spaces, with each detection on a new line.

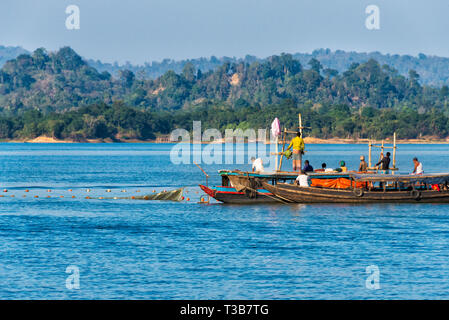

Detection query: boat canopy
xmin=218 ymin=169 xmax=352 ymax=179
xmin=350 ymin=173 xmax=449 ymax=184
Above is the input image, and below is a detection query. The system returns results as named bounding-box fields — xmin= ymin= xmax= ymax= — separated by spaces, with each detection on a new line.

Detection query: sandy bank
xmin=4 ymin=136 xmax=449 ymax=144
xmin=26 ymin=136 xmax=74 ymax=143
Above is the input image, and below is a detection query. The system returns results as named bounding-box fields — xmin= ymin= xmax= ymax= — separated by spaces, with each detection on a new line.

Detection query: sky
xmin=1 ymin=0 xmax=449 ymax=64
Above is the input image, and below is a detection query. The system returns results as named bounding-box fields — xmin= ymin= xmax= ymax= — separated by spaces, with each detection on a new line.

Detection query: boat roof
xmin=218 ymin=170 xmax=351 ymax=179
xmin=350 ymin=173 xmax=449 ymax=184
xmin=218 ymin=170 xmax=449 ymax=184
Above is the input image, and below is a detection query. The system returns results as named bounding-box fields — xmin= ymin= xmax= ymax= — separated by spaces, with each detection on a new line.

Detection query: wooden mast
xmin=274 ymin=113 xmax=310 ymax=172
xmin=367 ymin=132 xmax=398 ymax=172
xmin=278 ymin=128 xmax=287 ymax=171
xmin=368 ymin=140 xmax=372 ymax=168
xmin=393 ymin=132 xmax=397 ymax=169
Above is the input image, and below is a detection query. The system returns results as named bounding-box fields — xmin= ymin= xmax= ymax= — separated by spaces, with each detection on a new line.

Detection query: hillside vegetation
xmin=1 ymin=47 xmax=449 ymax=141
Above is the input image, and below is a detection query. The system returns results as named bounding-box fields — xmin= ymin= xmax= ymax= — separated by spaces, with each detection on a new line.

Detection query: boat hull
xmin=262 ymin=182 xmax=449 ymax=204
xmin=199 ymin=185 xmax=280 ymax=204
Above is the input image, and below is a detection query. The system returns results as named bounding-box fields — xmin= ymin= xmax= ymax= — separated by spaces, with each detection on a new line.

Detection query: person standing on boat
xmin=412 ymin=157 xmax=424 ymax=175
xmin=286 ymin=131 xmax=305 ymax=172
xmin=376 ymin=152 xmax=391 ymax=174
xmin=251 ymin=157 xmax=265 ymax=173
xmin=359 ymin=156 xmax=368 ymax=173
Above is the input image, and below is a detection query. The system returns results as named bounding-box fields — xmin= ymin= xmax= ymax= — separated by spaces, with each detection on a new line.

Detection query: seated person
xmin=251 ymin=157 xmax=264 ymax=173
xmin=335 ymin=161 xmax=347 ymax=172
xmin=316 ymin=162 xmax=335 ymax=173
xmin=412 ymin=157 xmax=423 ymax=175
xmin=303 ymin=160 xmax=314 ymax=172
xmin=359 ymin=156 xmax=368 ymax=172
xmin=295 ymin=170 xmax=310 ymax=187
xmin=315 ymin=163 xmax=327 ymax=172
xmin=325 ymin=166 xmax=335 ymax=172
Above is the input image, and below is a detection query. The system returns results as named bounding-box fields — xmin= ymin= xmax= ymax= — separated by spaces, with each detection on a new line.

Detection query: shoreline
xmin=4 ymin=135 xmax=449 ymax=144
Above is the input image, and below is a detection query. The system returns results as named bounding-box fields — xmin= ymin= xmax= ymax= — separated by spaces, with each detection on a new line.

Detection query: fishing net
xmin=95 ymin=188 xmax=184 ymax=201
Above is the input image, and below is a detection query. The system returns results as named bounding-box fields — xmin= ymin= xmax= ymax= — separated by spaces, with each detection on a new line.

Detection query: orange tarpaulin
xmin=432 ymin=184 xmax=440 ymax=191
xmin=311 ymin=178 xmax=368 ymax=189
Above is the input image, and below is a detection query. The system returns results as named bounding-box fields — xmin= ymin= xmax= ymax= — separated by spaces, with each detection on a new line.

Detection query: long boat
xmin=198 ymin=113 xmax=404 ymax=204
xmin=199 ymin=170 xmax=357 ymax=204
xmin=261 ymin=173 xmax=449 ymax=203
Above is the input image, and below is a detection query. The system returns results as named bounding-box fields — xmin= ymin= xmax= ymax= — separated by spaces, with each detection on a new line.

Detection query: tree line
xmin=1 ymin=46 xmax=449 ymax=140
xmin=1 ymin=100 xmax=449 ymax=141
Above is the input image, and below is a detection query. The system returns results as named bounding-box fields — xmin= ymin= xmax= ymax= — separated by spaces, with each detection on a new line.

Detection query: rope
xmin=243 ymin=186 xmax=292 ymax=204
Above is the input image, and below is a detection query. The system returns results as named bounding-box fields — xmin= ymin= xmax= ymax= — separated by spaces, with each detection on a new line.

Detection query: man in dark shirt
xmin=303 ymin=160 xmax=314 ymax=172
xmin=376 ymin=152 xmax=391 ymax=173
xmin=359 ymin=156 xmax=368 ymax=172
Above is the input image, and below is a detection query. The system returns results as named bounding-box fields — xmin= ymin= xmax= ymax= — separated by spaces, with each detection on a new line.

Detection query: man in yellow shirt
xmin=286 ymin=132 xmax=305 ymax=171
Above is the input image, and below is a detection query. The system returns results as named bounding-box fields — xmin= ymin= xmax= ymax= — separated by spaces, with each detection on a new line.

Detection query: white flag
xmin=271 ymin=118 xmax=281 ymax=138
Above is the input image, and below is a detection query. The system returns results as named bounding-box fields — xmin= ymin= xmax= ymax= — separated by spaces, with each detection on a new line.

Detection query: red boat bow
xmin=199 ymin=185 xmax=216 ymax=197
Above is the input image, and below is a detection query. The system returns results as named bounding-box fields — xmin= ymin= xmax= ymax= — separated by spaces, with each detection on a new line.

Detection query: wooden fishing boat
xmin=197 ymin=113 xmax=404 ymax=204
xmin=261 ymin=173 xmax=449 ymax=203
xmin=200 ymin=170 xmax=356 ymax=204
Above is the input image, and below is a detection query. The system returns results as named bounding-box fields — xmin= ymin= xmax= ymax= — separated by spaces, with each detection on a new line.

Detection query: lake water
xmin=1 ymin=142 xmax=449 ymax=299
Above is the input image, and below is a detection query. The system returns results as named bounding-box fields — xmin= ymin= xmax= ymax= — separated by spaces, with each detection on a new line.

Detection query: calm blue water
xmin=1 ymin=142 xmax=449 ymax=299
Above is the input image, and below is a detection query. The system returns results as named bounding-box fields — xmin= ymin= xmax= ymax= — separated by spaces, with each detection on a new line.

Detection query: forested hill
xmin=0 ymin=45 xmax=29 ymax=67
xmin=3 ymin=45 xmax=449 ymax=86
xmin=1 ymin=46 xmax=449 ymax=142
xmin=89 ymin=49 xmax=449 ymax=87
xmin=1 ymin=46 xmax=449 ymax=113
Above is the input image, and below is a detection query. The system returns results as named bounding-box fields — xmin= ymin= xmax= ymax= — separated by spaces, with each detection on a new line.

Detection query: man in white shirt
xmin=412 ymin=157 xmax=424 ymax=175
xmin=295 ymin=170 xmax=310 ymax=187
xmin=251 ymin=157 xmax=264 ymax=173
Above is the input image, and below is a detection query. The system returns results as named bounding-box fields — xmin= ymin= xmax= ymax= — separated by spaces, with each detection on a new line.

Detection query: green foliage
xmin=0 ymin=99 xmax=448 ymax=140
xmin=1 ymin=47 xmax=449 ymax=140
xmin=0 ymin=103 xmax=168 ymax=141
xmin=1 ymin=46 xmax=448 ymax=114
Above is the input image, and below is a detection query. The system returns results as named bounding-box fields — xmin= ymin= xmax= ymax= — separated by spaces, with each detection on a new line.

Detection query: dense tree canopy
xmin=1 ymin=46 xmax=449 ymax=141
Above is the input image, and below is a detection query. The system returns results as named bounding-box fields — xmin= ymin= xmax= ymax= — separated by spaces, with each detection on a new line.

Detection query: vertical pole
xmin=278 ymin=128 xmax=287 ymax=172
xmin=275 ymin=135 xmax=279 ymax=172
xmin=298 ymin=113 xmax=303 ymax=135
xmin=393 ymin=132 xmax=397 ymax=169
xmin=368 ymin=141 xmax=372 ymax=168
xmin=381 ymin=140 xmax=384 ymax=160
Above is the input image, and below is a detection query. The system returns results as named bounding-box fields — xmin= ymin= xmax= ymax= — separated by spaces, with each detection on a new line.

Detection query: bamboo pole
xmin=285 ymin=129 xmax=310 ymax=134
xmin=275 ymin=135 xmax=279 ymax=171
xmin=278 ymin=128 xmax=287 ymax=171
xmin=194 ymin=161 xmax=210 ymax=203
xmin=393 ymin=132 xmax=397 ymax=169
xmin=381 ymin=140 xmax=384 ymax=161
xmin=368 ymin=140 xmax=372 ymax=168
